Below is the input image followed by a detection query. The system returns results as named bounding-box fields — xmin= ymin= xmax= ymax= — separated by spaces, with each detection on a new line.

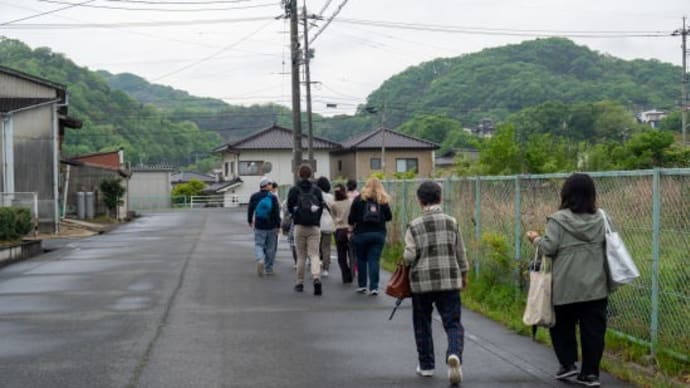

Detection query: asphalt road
xmin=0 ymin=209 xmax=631 ymax=388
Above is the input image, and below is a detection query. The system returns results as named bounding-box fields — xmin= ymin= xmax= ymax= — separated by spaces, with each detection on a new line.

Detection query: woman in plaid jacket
xmin=403 ymin=181 xmax=468 ymax=385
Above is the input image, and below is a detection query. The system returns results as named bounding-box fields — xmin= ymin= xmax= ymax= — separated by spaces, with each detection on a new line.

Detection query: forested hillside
xmin=0 ymin=38 xmax=221 ymax=167
xmin=365 ymin=37 xmax=680 ymax=129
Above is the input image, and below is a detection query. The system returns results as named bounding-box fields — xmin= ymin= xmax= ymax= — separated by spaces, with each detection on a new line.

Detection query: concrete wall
xmin=351 ymin=149 xmax=435 ymax=180
xmin=11 ymin=105 xmax=57 ymax=232
xmin=128 ymin=170 xmax=171 ymax=210
xmin=66 ymin=165 xmax=123 ymax=218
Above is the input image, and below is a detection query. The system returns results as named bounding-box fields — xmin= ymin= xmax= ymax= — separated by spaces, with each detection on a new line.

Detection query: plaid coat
xmin=403 ymin=207 xmax=468 ymax=294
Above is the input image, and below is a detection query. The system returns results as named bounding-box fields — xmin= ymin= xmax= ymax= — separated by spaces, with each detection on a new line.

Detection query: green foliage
xmin=0 ymin=38 xmax=222 ymax=166
xmin=397 ymin=114 xmax=461 ymax=144
xmin=0 ymin=207 xmax=33 ymax=240
xmin=369 ymin=171 xmax=385 ymax=180
xmin=99 ymin=177 xmax=126 ymax=216
xmin=171 ymin=179 xmax=206 ymax=199
xmin=393 ymin=169 xmax=417 ymax=180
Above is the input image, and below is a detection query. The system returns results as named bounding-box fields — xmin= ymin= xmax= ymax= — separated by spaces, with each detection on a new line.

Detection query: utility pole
xmin=302 ymin=4 xmax=315 ymax=166
xmin=380 ymin=102 xmax=386 ymax=176
xmin=287 ymin=0 xmax=302 ymax=181
xmin=673 ymin=17 xmax=688 ymax=146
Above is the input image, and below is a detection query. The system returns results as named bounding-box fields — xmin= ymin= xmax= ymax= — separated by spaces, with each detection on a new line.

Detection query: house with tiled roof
xmin=213 ymin=124 xmax=341 ymax=203
xmin=331 ymin=127 xmax=439 ymax=180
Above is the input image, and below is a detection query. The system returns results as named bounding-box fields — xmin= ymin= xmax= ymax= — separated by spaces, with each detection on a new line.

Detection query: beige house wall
xmin=350 ymin=149 xmax=435 ymax=180
xmin=0 ymin=73 xmax=58 ymax=98
xmin=330 ymin=153 xmax=357 ymax=180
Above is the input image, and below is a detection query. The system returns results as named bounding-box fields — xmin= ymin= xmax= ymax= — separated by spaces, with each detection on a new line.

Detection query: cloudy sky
xmin=0 ymin=0 xmax=687 ymax=115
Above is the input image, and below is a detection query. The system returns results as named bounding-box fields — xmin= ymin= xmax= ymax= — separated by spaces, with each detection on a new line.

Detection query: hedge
xmin=0 ymin=207 xmax=33 ymax=240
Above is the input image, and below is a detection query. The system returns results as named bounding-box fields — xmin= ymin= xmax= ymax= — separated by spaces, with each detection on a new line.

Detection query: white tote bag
xmin=523 ymin=251 xmax=555 ymax=328
xmin=600 ymin=209 xmax=640 ymax=286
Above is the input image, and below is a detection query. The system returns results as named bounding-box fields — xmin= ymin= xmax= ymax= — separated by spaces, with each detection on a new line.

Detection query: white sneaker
xmin=257 ymin=262 xmax=264 ymax=277
xmin=416 ymin=365 xmax=434 ymax=377
xmin=368 ymin=289 xmax=379 ymax=296
xmin=355 ymin=287 xmax=368 ymax=294
xmin=322 ymin=270 xmax=329 ymax=277
xmin=447 ymin=354 xmax=462 ymax=385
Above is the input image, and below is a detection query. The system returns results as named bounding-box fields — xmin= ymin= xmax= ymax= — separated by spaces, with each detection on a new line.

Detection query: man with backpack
xmin=248 ymin=177 xmax=281 ymax=277
xmin=286 ymin=164 xmax=325 ymax=295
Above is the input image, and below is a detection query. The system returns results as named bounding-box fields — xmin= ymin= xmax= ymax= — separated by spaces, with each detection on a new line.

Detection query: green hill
xmin=364 ymin=37 xmax=681 ymax=129
xmin=0 ymin=37 xmax=221 ymax=166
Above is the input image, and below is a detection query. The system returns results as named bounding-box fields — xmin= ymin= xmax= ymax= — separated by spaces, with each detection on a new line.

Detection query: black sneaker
xmin=576 ymin=374 xmax=601 ymax=387
xmin=294 ymin=283 xmax=304 ymax=292
xmin=555 ymin=364 xmax=578 ymax=380
xmin=314 ymin=279 xmax=322 ymax=296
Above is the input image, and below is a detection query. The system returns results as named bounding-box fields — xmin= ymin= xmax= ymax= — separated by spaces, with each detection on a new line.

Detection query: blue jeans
xmin=254 ymin=228 xmax=277 ymax=272
xmin=353 ymin=231 xmax=385 ymax=291
xmin=412 ymin=290 xmax=464 ymax=370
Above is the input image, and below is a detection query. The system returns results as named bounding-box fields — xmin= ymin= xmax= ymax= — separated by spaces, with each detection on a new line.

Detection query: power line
xmin=36 ymin=0 xmax=281 ymax=12
xmin=0 ymin=15 xmax=274 ymax=29
xmin=309 ymin=0 xmax=348 ymax=44
xmin=103 ymin=0 xmax=258 ymax=4
xmin=0 ymin=0 xmax=95 ymax=25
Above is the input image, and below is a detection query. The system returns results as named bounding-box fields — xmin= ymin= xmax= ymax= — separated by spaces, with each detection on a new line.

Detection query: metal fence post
xmin=650 ymin=168 xmax=661 ymax=358
xmin=402 ymin=180 xmax=409 ymax=238
xmin=514 ymin=175 xmax=522 ymax=288
xmin=474 ymin=176 xmax=481 ymax=276
xmin=443 ymin=177 xmax=451 ymax=210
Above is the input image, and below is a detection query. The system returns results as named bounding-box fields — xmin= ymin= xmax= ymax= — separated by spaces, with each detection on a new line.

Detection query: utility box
xmin=85 ymin=192 xmax=95 ymax=219
xmin=77 ymin=192 xmax=86 ymax=219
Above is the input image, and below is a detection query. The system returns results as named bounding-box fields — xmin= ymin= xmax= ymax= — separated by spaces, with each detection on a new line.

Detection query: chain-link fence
xmin=380 ymin=168 xmax=690 ymax=362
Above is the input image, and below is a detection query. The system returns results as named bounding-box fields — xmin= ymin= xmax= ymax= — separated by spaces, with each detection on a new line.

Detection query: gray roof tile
xmin=216 ymin=125 xmax=341 ymax=152
xmin=341 ymin=127 xmax=439 ymax=150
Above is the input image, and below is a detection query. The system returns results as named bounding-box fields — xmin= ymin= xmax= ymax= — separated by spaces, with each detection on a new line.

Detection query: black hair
xmin=559 ymin=173 xmax=597 ymax=214
xmin=346 ymin=179 xmax=357 ymax=191
xmin=333 ymin=184 xmax=347 ymax=201
xmin=271 ymin=182 xmax=278 ymax=189
xmin=316 ymin=176 xmax=331 ymax=193
xmin=298 ymin=164 xmax=312 ymax=180
xmin=417 ymin=181 xmax=442 ymax=206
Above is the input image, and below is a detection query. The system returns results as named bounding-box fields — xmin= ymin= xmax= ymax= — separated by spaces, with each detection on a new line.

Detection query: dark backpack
xmin=254 ymin=194 xmax=274 ymax=221
xmin=362 ymin=199 xmax=381 ymax=223
xmin=296 ymin=185 xmax=321 ymax=224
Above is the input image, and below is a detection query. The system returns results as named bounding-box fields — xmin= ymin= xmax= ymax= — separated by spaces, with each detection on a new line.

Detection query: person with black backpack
xmin=286 ymin=164 xmax=325 ymax=295
xmin=247 ymin=177 xmax=281 ymax=277
xmin=348 ymin=177 xmax=392 ymax=296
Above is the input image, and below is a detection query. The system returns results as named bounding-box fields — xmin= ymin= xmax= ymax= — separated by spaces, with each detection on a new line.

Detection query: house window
xmin=370 ymin=157 xmax=381 ymax=170
xmin=230 ymin=161 xmax=235 ymax=176
xmin=338 ymin=160 xmax=343 ymax=171
xmin=396 ymin=158 xmax=418 ymax=173
xmin=224 ymin=162 xmax=229 ymax=177
xmin=239 ymin=161 xmax=267 ymax=176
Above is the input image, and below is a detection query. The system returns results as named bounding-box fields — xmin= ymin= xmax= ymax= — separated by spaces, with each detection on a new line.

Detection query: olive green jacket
xmin=534 ymin=209 xmax=609 ymax=306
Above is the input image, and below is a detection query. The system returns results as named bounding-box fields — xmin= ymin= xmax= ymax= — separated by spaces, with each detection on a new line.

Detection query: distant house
xmin=63 ymin=150 xmax=131 ymax=219
xmin=331 ymin=127 xmax=439 ymax=180
xmin=0 ymin=65 xmax=82 ymax=233
xmin=637 ymin=109 xmax=667 ymax=129
xmin=128 ymin=166 xmax=173 ymax=211
xmin=435 ymin=148 xmax=479 ymax=169
xmin=213 ymin=124 xmax=340 ymax=203
xmin=170 ymin=171 xmax=216 ymax=187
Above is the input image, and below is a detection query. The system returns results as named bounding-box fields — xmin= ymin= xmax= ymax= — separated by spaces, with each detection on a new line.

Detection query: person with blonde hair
xmin=348 ymin=177 xmax=392 ymax=295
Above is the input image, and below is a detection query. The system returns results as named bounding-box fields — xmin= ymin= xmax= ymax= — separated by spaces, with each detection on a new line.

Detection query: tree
xmin=397 ymin=114 xmax=462 ymax=144
xmin=171 ymin=179 xmax=206 ymax=200
xmin=478 ymin=124 xmax=521 ymax=174
xmin=99 ymin=177 xmax=126 ymax=218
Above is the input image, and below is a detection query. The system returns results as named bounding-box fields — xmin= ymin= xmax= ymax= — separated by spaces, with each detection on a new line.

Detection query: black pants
xmin=550 ymin=298 xmax=607 ymax=377
xmin=334 ymin=229 xmax=353 ymax=283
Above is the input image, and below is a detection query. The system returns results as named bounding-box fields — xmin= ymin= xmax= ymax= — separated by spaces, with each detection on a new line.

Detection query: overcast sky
xmin=0 ymin=0 xmax=687 ymax=116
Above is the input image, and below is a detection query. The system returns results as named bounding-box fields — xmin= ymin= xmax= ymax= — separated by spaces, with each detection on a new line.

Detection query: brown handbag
xmin=385 ymin=262 xmax=412 ymax=299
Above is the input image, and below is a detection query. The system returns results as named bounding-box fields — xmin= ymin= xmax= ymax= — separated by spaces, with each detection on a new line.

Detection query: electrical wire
xmin=309 ymin=0 xmax=348 ymax=44
xmin=0 ymin=0 xmax=95 ymax=25
xmin=103 ymin=0 xmax=258 ymax=4
xmin=0 ymin=16 xmax=275 ymax=29
xmin=36 ymin=0 xmax=281 ymax=12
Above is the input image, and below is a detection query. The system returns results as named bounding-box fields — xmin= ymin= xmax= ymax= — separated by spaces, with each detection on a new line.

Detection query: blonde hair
xmin=360 ymin=177 xmax=390 ymax=205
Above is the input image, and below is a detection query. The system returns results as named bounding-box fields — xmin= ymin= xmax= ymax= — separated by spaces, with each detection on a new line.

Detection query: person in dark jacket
xmin=247 ymin=177 xmax=281 ymax=277
xmin=286 ymin=164 xmax=325 ymax=295
xmin=348 ymin=177 xmax=392 ymax=295
xmin=527 ymin=173 xmax=610 ymax=387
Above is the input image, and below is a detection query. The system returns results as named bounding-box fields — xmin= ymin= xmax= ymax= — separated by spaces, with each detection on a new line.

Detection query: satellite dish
xmin=263 ymin=162 xmax=273 ymax=174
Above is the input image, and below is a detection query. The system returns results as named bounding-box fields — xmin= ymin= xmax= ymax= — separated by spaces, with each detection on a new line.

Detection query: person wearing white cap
xmin=247 ymin=177 xmax=281 ymax=276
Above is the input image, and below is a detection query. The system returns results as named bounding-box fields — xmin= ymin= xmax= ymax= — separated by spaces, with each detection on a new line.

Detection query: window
xmin=239 ymin=161 xmax=266 ymax=176
xmin=396 ymin=158 xmax=418 ymax=173
xmin=370 ymin=157 xmax=381 ymax=170
xmin=230 ymin=161 xmax=235 ymax=176
xmin=224 ymin=162 xmax=229 ymax=177
xmin=338 ymin=160 xmax=343 ymax=171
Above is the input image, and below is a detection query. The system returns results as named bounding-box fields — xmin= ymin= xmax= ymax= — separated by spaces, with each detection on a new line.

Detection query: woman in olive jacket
xmin=527 ymin=173 xmax=610 ymax=388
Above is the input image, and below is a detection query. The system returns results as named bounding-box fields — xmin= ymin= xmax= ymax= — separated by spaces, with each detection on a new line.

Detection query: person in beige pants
xmin=286 ymin=164 xmax=325 ymax=295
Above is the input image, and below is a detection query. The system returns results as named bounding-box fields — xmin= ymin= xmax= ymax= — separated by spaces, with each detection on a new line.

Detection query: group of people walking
xmin=247 ymin=169 xmax=611 ymax=387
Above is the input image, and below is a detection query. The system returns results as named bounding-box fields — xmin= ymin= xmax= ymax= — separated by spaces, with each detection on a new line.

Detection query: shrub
xmin=0 ymin=207 xmax=33 ymax=240
xmin=100 ymin=177 xmax=126 ymax=217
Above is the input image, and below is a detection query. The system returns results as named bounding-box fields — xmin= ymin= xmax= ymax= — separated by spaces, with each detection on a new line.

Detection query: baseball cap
xmin=259 ymin=177 xmax=272 ymax=188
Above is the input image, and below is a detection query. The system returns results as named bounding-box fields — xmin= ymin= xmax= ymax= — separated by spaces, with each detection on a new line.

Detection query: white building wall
xmin=226 ymin=149 xmax=332 ymax=204
xmin=128 ymin=170 xmax=172 ymax=210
